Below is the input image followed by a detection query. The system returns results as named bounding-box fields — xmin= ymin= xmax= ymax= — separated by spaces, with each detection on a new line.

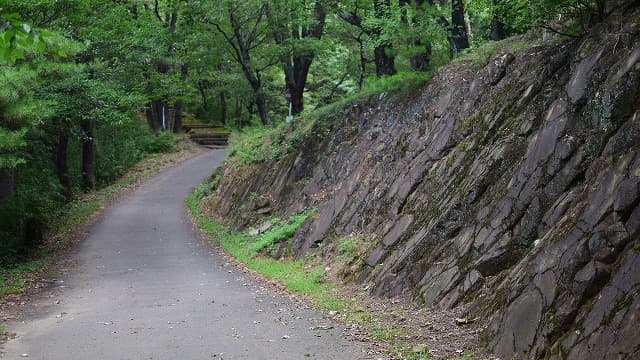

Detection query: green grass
xmin=454 ymin=36 xmax=531 ymax=69
xmin=187 ymin=183 xmax=353 ymax=312
xmin=454 ymin=41 xmax=501 ymax=68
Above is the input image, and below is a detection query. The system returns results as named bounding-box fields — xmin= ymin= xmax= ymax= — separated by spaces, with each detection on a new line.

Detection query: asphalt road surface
xmin=2 ymin=150 xmax=365 ymax=360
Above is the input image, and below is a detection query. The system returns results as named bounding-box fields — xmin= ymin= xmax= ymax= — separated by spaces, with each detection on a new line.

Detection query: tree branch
xmin=339 ymin=10 xmax=365 ymax=30
xmin=153 ymin=0 xmax=163 ymax=22
xmin=246 ymin=4 xmax=267 ymax=46
xmin=206 ymin=19 xmax=243 ymax=64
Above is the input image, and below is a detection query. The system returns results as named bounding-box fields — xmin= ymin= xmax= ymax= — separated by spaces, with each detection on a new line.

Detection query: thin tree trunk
xmin=373 ymin=0 xmax=396 ymax=76
xmin=0 ymin=168 xmax=15 ymax=198
xmin=256 ymin=93 xmax=271 ymax=126
xmin=357 ymin=34 xmax=366 ymax=89
xmin=55 ymin=131 xmax=72 ymax=201
xmin=490 ymin=0 xmax=506 ymax=40
xmin=220 ymin=91 xmax=228 ymax=125
xmin=374 ymin=45 xmax=397 ymax=76
xmin=451 ymin=0 xmax=470 ymax=54
xmin=289 ymin=81 xmax=305 ymax=115
xmin=81 ymin=119 xmax=95 ymax=191
xmin=23 ymin=217 xmax=44 ymax=250
xmin=173 ymin=102 xmax=182 ymax=133
xmin=147 ymin=100 xmax=165 ymax=131
xmin=235 ymin=98 xmax=243 ymax=128
xmin=198 ymin=80 xmax=208 ymax=111
xmin=340 ymin=2 xmax=396 ymax=77
xmin=173 ymin=64 xmax=188 ymax=133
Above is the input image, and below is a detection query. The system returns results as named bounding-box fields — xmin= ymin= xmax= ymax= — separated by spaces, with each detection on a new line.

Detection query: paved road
xmin=2 ymin=150 xmax=365 ymax=360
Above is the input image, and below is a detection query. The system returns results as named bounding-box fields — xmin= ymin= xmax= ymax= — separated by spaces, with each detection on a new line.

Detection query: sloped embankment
xmin=206 ymin=8 xmax=640 ymax=359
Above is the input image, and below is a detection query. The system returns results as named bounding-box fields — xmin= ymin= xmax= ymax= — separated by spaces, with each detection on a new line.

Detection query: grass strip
xmin=186 ymin=182 xmax=353 ymax=311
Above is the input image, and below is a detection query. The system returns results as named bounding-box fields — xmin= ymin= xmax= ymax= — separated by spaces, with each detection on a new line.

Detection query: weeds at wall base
xmin=187 ymin=182 xmax=440 ymax=359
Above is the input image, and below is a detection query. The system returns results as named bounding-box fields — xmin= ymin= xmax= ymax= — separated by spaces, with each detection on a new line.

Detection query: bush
xmin=141 ymin=131 xmax=175 ymax=154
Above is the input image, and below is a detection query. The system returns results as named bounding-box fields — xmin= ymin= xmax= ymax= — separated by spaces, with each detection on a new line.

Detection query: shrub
xmin=141 ymin=131 xmax=175 ymax=154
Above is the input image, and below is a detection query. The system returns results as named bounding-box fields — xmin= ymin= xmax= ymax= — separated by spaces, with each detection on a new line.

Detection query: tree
xmin=339 ymin=0 xmax=398 ymax=76
xmin=206 ymin=0 xmax=276 ymax=126
xmin=144 ymin=0 xmax=190 ymax=133
xmin=490 ymin=0 xmax=506 ymax=40
xmin=451 ymin=0 xmax=470 ymax=53
xmin=0 ymin=10 xmax=53 ymax=198
xmin=0 ymin=67 xmax=51 ymax=198
xmin=269 ymin=0 xmax=327 ymax=114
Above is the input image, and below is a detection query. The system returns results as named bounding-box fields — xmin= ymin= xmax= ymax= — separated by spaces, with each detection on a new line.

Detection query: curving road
xmin=2 ymin=150 xmax=365 ymax=360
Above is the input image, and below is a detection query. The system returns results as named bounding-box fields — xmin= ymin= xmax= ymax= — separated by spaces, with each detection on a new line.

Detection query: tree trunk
xmin=235 ymin=98 xmax=243 ymax=128
xmin=595 ymin=0 xmax=606 ymax=22
xmin=410 ymin=43 xmax=432 ymax=71
xmin=399 ymin=0 xmax=431 ymax=72
xmin=55 ymin=131 xmax=73 ymax=201
xmin=220 ymin=91 xmax=228 ymax=125
xmin=256 ymin=93 xmax=271 ymax=126
xmin=81 ymin=119 xmax=95 ymax=191
xmin=146 ymin=100 xmax=166 ymax=131
xmin=451 ymin=0 xmax=470 ymax=54
xmin=172 ymin=63 xmax=188 ymax=133
xmin=173 ymin=101 xmax=183 ymax=133
xmin=23 ymin=217 xmax=44 ymax=250
xmin=146 ymin=59 xmax=171 ymax=131
xmin=278 ymin=1 xmax=326 ymax=115
xmin=0 ymin=168 xmax=15 ymax=198
xmin=198 ymin=80 xmax=209 ymax=114
xmin=357 ymin=34 xmax=366 ymax=89
xmin=373 ymin=0 xmax=397 ymax=76
xmin=374 ymin=45 xmax=397 ymax=76
xmin=290 ymin=85 xmax=304 ymax=115
xmin=490 ymin=0 xmax=506 ymax=40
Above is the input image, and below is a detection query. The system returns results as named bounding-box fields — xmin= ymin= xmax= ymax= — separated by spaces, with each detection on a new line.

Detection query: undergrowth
xmin=187 ymin=182 xmax=349 ymax=310
xmin=227 ymin=70 xmax=432 ymax=167
xmin=454 ymin=36 xmax=530 ymax=68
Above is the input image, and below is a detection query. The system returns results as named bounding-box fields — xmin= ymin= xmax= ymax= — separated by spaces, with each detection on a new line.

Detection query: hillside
xmin=205 ymin=6 xmax=640 ymax=359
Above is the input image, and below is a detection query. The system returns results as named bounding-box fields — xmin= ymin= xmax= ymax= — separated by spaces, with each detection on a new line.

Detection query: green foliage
xmin=227 ymin=124 xmax=287 ymax=164
xmin=141 ymin=131 xmax=176 ymax=154
xmin=250 ymin=211 xmax=314 ymax=253
xmin=0 ymin=160 xmax=61 ymax=264
xmin=0 ymin=1 xmax=187 ymax=264
xmin=455 ymin=41 xmax=501 ymax=68
xmin=0 ymin=128 xmax=27 ymax=167
xmin=469 ymin=0 xmax=607 ymax=38
xmin=363 ymin=70 xmax=432 ymax=94
xmin=0 ymin=11 xmax=47 ymax=63
xmin=337 ymin=235 xmax=362 ymax=263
